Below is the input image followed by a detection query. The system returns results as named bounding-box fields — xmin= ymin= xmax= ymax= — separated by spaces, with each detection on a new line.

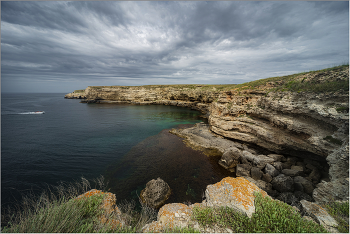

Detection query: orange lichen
xmin=75 ymin=189 xmax=123 ymax=230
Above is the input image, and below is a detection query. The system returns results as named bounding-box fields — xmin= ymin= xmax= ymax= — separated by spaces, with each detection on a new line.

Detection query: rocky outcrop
xmin=140 ymin=178 xmax=171 ymax=209
xmin=66 ymin=66 xmax=349 ymax=204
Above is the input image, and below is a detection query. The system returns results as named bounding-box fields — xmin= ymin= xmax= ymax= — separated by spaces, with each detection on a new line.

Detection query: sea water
xmin=1 ymin=93 xmax=228 ymax=209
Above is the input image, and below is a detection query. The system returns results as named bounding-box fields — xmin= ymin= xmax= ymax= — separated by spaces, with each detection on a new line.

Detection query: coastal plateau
xmin=65 ymin=65 xmax=349 ymax=205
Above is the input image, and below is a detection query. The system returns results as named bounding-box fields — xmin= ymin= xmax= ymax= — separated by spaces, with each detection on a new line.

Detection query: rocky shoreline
xmin=65 ymin=65 xmax=349 ymax=229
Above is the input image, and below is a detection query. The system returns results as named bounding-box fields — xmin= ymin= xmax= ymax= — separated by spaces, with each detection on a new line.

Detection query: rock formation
xmin=66 ymin=65 xmax=349 ymax=205
xmin=140 ymin=178 xmax=172 ymax=209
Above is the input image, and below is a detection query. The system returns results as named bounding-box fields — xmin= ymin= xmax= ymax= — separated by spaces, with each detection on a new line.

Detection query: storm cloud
xmin=1 ymin=1 xmax=349 ymax=93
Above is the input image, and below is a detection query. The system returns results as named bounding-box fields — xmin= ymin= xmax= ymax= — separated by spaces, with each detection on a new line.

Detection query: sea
xmin=1 ymin=93 xmax=229 ymax=210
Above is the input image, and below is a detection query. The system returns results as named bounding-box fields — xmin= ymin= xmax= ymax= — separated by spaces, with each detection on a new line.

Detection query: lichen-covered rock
xmin=204 ymin=177 xmax=269 ymax=218
xmin=75 ymin=189 xmax=123 ymax=230
xmin=300 ymin=200 xmax=338 ymax=230
xmin=140 ymin=178 xmax=171 ymax=209
xmin=271 ymin=174 xmax=294 ymax=192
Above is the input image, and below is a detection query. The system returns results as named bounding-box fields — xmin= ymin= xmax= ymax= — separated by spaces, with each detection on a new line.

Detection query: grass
xmin=1 ymin=176 xmax=157 ymax=233
xmin=192 ymin=192 xmax=327 ymax=233
xmin=324 ymin=201 xmax=349 ymax=233
xmin=336 ymin=106 xmax=349 ymax=113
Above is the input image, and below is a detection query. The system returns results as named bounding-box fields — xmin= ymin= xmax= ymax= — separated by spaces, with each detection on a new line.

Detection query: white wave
xmin=19 ymin=111 xmax=45 ymax=115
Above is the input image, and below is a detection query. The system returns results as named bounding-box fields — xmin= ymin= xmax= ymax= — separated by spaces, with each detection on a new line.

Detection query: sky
xmin=1 ymin=1 xmax=349 ymax=93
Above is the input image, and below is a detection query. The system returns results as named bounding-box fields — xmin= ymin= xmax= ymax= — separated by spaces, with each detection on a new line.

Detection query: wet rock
xmin=294 ymin=176 xmax=314 ymax=195
xmin=205 ymin=177 xmax=269 ymax=218
xmin=251 ymin=167 xmax=263 ymax=181
xmin=262 ymin=173 xmax=273 ymax=183
xmin=300 ymin=200 xmax=338 ymax=230
xmin=236 ymin=164 xmax=252 ymax=177
xmin=218 ymin=147 xmax=242 ymax=170
xmin=140 ymin=178 xmax=171 ymax=209
xmin=264 ymin=163 xmax=280 ymax=177
xmin=271 ymin=174 xmax=294 ymax=193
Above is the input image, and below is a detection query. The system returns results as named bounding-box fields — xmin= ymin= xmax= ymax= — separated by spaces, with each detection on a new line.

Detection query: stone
xmin=264 ymin=163 xmax=280 ymax=177
xmin=293 ymin=182 xmax=304 ymax=192
xmin=205 ymin=177 xmax=269 ymax=218
xmin=294 ymin=176 xmax=314 ymax=195
xmin=273 ymin=162 xmax=283 ymax=172
xmin=262 ymin=173 xmax=273 ymax=183
xmin=236 ymin=164 xmax=252 ymax=177
xmin=286 ymin=157 xmax=298 ymax=165
xmin=241 ymin=150 xmax=258 ymax=164
xmin=255 ymin=155 xmax=275 ymax=169
xmin=296 ymin=161 xmax=305 ymax=168
xmin=76 ymin=189 xmax=124 ymax=230
xmin=291 ymin=165 xmax=303 ymax=172
xmin=276 ymin=192 xmax=299 ymax=207
xmin=267 ymin=154 xmax=284 ymax=162
xmin=308 ymin=169 xmax=321 ymax=184
xmin=251 ymin=167 xmax=263 ymax=181
xmin=218 ymin=147 xmax=242 ymax=170
xmin=271 ymin=174 xmax=294 ymax=193
xmin=282 ymin=169 xmax=302 ymax=177
xmin=300 ymin=200 xmax=338 ymax=229
xmin=282 ymin=162 xmax=293 ymax=169
xmin=255 ymin=180 xmax=278 ymax=197
xmin=313 ymin=178 xmax=349 ymax=204
xmin=294 ymin=191 xmax=313 ymax=202
xmin=140 ymin=178 xmax=171 ymax=209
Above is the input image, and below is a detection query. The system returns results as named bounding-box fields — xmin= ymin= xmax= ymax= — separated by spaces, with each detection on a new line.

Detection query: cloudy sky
xmin=1 ymin=1 xmax=349 ymax=93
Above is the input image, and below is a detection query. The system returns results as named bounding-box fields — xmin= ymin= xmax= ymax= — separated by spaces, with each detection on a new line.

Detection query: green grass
xmin=192 ymin=192 xmax=327 ymax=233
xmin=324 ymin=201 xmax=349 ymax=233
xmin=336 ymin=106 xmax=349 ymax=113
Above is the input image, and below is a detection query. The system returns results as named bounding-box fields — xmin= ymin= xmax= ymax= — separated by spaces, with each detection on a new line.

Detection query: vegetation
xmin=324 ymin=200 xmax=349 ymax=233
xmin=192 ymin=192 xmax=327 ymax=233
xmin=74 ymin=89 xmax=85 ymax=93
xmin=336 ymin=106 xmax=349 ymax=113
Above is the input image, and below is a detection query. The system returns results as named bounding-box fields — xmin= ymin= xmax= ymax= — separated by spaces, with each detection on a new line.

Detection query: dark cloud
xmin=1 ymin=1 xmax=348 ymax=93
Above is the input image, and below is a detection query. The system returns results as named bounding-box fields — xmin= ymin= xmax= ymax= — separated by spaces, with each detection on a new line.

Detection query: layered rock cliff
xmin=65 ymin=65 xmax=349 ymax=203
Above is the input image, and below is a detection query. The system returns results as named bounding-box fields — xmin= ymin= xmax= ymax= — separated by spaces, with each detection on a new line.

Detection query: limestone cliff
xmin=66 ymin=65 xmax=349 ymax=202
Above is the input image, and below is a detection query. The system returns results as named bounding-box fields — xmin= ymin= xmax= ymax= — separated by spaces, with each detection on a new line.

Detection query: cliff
xmin=65 ymin=65 xmax=349 ymax=203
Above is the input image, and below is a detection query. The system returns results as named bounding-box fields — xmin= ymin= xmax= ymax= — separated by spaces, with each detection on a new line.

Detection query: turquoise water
xmin=2 ymin=93 xmax=228 ymax=208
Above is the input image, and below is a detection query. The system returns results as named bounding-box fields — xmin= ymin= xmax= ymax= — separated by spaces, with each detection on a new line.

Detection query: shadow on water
xmin=104 ymin=124 xmax=231 ymax=206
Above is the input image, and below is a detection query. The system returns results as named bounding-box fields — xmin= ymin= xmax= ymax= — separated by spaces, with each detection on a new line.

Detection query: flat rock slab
xmin=205 ymin=177 xmax=269 ymax=218
xmin=300 ymin=200 xmax=338 ymax=228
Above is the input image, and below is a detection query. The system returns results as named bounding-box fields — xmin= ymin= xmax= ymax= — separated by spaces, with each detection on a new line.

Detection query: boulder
xmin=251 ymin=167 xmax=263 ymax=181
xmin=255 ymin=180 xmax=278 ymax=197
xmin=262 ymin=173 xmax=273 ymax=183
xmin=273 ymin=162 xmax=283 ymax=172
xmin=282 ymin=162 xmax=293 ymax=169
xmin=236 ymin=164 xmax=252 ymax=177
xmin=264 ymin=163 xmax=280 ymax=177
xmin=255 ymin=155 xmax=275 ymax=169
xmin=294 ymin=176 xmax=314 ymax=195
xmin=286 ymin=157 xmax=298 ymax=165
xmin=218 ymin=147 xmax=242 ymax=170
xmin=282 ymin=169 xmax=302 ymax=177
xmin=293 ymin=182 xmax=304 ymax=192
xmin=300 ymin=200 xmax=338 ymax=230
xmin=241 ymin=150 xmax=258 ymax=164
xmin=140 ymin=178 xmax=171 ymax=209
xmin=271 ymin=174 xmax=294 ymax=193
xmin=204 ymin=177 xmax=269 ymax=218
xmin=291 ymin=165 xmax=303 ymax=172
xmin=313 ymin=178 xmax=349 ymax=204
